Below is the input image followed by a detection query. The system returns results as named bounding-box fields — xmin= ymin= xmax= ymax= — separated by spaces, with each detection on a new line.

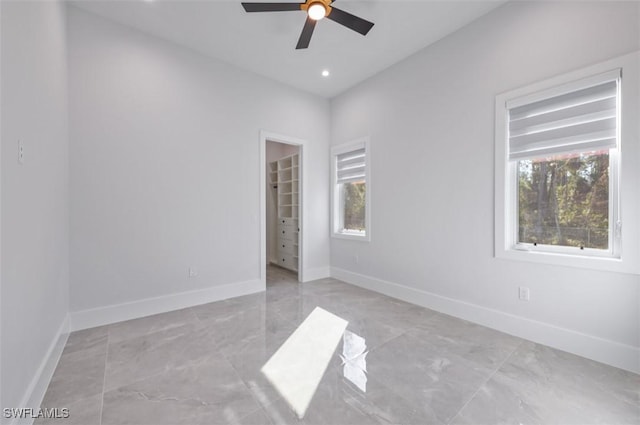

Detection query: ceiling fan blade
xmin=296 ymin=17 xmax=317 ymax=49
xmin=241 ymin=2 xmax=302 ymax=12
xmin=327 ymin=6 xmax=374 ymax=36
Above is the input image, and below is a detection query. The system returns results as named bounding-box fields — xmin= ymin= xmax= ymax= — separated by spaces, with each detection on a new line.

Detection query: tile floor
xmin=38 ymin=266 xmax=639 ymax=425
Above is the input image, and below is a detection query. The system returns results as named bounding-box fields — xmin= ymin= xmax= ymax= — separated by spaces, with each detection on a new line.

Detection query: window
xmin=331 ymin=139 xmax=370 ymax=241
xmin=495 ymin=66 xmax=629 ymax=268
xmin=516 ymin=151 xmax=612 ymax=251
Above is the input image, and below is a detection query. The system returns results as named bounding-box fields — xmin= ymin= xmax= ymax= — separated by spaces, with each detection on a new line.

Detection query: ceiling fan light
xmin=308 ymin=3 xmax=326 ymax=21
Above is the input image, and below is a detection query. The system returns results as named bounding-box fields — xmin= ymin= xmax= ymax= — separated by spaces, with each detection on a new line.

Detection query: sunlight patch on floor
xmin=261 ymin=307 xmax=348 ymax=419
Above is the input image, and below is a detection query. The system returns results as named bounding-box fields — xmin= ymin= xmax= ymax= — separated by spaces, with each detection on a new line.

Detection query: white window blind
xmin=507 ymin=69 xmax=620 ymax=160
xmin=336 ymin=148 xmax=366 ymax=184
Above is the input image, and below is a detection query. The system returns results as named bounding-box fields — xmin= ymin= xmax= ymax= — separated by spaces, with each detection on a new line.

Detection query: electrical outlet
xmin=18 ymin=140 xmax=24 ymax=164
xmin=188 ymin=267 xmax=198 ymax=278
xmin=519 ymin=286 xmax=530 ymax=301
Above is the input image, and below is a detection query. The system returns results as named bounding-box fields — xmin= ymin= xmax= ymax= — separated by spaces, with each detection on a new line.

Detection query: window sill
xmin=495 ymin=247 xmax=638 ymax=275
xmin=332 ymin=232 xmax=370 ymax=242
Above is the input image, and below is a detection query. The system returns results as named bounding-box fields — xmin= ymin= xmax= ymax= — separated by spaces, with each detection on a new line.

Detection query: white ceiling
xmin=71 ymin=0 xmax=506 ymax=98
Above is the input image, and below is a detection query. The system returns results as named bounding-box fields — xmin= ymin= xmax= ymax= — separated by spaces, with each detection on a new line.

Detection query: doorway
xmin=260 ymin=131 xmax=306 ymax=284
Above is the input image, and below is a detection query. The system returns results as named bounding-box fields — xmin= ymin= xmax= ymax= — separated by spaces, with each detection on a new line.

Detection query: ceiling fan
xmin=241 ymin=0 xmax=375 ymax=49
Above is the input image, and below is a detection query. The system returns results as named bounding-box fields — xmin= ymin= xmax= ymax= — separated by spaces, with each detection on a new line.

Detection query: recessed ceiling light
xmin=322 ymin=70 xmax=330 ymax=77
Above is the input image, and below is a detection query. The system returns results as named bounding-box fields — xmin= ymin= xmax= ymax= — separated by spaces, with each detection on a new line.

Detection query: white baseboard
xmin=302 ymin=266 xmax=331 ymax=283
xmin=330 ymin=267 xmax=640 ymax=374
xmin=10 ymin=315 xmax=70 ymax=425
xmin=70 ymin=279 xmax=264 ymax=331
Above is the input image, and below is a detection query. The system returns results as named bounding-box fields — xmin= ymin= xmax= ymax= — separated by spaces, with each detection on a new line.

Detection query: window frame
xmin=495 ymin=53 xmax=640 ymax=274
xmin=331 ymin=138 xmax=371 ymax=242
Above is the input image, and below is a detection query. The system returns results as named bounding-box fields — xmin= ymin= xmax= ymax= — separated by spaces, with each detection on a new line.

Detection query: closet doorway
xmin=260 ymin=132 xmax=305 ymax=283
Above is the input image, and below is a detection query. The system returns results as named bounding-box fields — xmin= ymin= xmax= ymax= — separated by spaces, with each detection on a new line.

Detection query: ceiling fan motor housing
xmin=300 ymin=0 xmax=333 ymax=18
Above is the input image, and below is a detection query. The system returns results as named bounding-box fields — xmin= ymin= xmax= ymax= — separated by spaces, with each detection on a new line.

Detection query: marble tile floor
xmin=37 ymin=265 xmax=639 ymax=425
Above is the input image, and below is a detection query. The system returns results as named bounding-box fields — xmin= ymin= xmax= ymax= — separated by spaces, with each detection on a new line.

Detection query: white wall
xmin=330 ymin=1 xmax=640 ymax=372
xmin=1 ymin=0 xmax=70 ymax=418
xmin=68 ymin=8 xmax=330 ymax=317
xmin=266 ymin=141 xmax=298 ymax=267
